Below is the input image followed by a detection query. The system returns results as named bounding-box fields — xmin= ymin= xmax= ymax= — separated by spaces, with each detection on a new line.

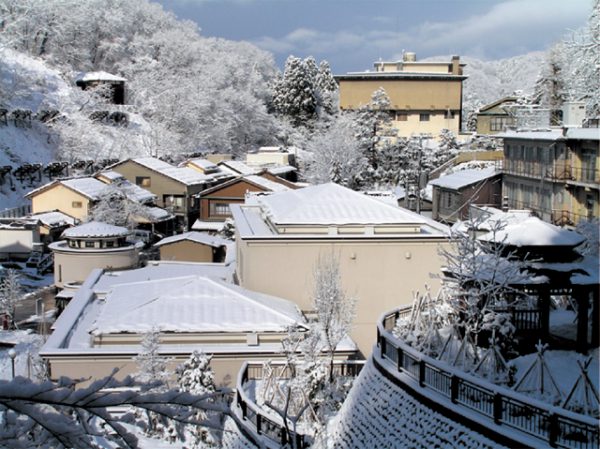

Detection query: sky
xmin=154 ymin=0 xmax=591 ymax=73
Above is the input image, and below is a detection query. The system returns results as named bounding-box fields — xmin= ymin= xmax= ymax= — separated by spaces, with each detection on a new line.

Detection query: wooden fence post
xmin=397 ymin=347 xmax=403 ymax=372
xmin=548 ymin=413 xmax=558 ymax=447
xmin=493 ymin=393 xmax=503 ymax=424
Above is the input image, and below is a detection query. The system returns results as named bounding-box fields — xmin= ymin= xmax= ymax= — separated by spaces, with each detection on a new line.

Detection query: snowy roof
xmin=500 ymin=128 xmax=599 ymax=141
xmin=62 ymin=221 xmax=130 ymax=239
xmin=266 ymin=165 xmax=297 ymax=175
xmin=131 ymin=157 xmax=211 ymax=186
xmin=118 ymin=181 xmax=156 ymax=203
xmin=75 ymin=71 xmax=127 ymax=83
xmin=96 ymin=170 xmax=124 ymax=181
xmin=429 ymin=167 xmax=499 ymax=190
xmin=29 ymin=211 xmax=76 ymax=228
xmin=93 ymin=261 xmax=233 ymax=293
xmin=478 ymin=217 xmax=586 ymax=248
xmin=186 ymin=158 xmax=218 ymax=172
xmin=154 ymin=231 xmax=228 ymax=248
xmin=26 ymin=177 xmax=110 ymax=201
xmin=257 ymin=146 xmax=285 ymax=153
xmin=244 ymin=175 xmax=291 ymax=192
xmin=257 ymin=183 xmax=430 ymax=226
xmin=90 ymin=276 xmax=305 ymax=335
xmin=191 ymin=220 xmax=226 ymax=232
xmin=219 ymin=160 xmax=259 ymax=175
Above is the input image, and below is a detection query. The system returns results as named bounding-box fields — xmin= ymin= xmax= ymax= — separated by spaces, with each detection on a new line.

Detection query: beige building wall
xmin=30 ymin=185 xmax=91 ymax=220
xmin=391 ymin=113 xmax=460 ymax=137
xmin=236 ymin=237 xmax=447 ymax=355
xmin=338 ymin=80 xmax=462 ymax=111
xmin=246 ymin=152 xmax=291 ymax=166
xmin=0 ymin=227 xmax=40 ymax=257
xmin=52 ymin=245 xmax=139 ymax=287
xmin=158 ymin=240 xmax=215 ymax=263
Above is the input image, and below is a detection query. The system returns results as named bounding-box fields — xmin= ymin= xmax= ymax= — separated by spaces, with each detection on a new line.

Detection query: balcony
xmin=503 ymin=162 xmax=600 ymax=187
xmin=377 ymin=306 xmax=599 ymax=449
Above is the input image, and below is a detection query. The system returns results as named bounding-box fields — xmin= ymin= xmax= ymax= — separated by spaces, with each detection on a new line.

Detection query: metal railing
xmin=236 ymin=360 xmax=365 ymax=448
xmin=377 ymin=307 xmax=599 ymax=449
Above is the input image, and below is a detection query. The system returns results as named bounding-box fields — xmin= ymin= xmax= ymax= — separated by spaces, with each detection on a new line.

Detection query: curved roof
xmin=478 ymin=217 xmax=585 ymax=248
xmin=62 ymin=221 xmax=129 ymax=239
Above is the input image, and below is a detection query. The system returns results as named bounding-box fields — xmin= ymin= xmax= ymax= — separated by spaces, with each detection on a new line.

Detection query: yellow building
xmin=336 ymin=53 xmax=466 ymax=137
xmin=231 ymin=183 xmax=450 ymax=356
xmin=501 ymin=128 xmax=600 ymax=226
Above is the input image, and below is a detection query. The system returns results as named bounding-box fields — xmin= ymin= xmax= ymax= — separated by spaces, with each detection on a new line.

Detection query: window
xmin=212 ymin=202 xmax=231 ymax=216
xmin=85 ymin=241 xmax=95 ymax=248
xmin=490 ymin=116 xmax=513 ymax=131
xmin=163 ymin=195 xmax=185 ymax=211
xmin=105 ymin=241 xmax=115 ymax=248
xmin=72 ymin=201 xmax=82 ymax=208
xmin=395 ymin=112 xmax=408 ymax=121
xmin=136 ymin=176 xmax=151 ymax=187
xmin=419 ymin=113 xmax=430 ymax=122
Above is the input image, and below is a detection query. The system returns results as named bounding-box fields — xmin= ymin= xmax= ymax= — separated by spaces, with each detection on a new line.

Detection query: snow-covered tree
xmin=562 ymin=0 xmax=600 ymax=118
xmin=176 ymin=351 xmax=218 ymax=448
xmin=0 ymin=371 xmax=227 ymax=449
xmin=0 ymin=269 xmax=23 ymax=329
xmin=312 ymin=253 xmax=356 ymax=381
xmin=315 ymin=60 xmax=339 ymax=116
xmin=533 ymin=44 xmax=567 ymax=125
xmin=304 ymin=114 xmax=369 ymax=189
xmin=272 ymin=55 xmax=318 ymax=126
xmin=575 ymin=218 xmax=600 ymax=256
xmin=439 ymin=217 xmax=530 ymax=349
xmin=88 ymin=181 xmax=155 ymax=228
xmin=134 ymin=328 xmax=170 ymax=387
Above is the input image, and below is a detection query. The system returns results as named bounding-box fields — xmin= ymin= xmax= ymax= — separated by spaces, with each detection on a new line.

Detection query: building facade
xmin=501 ymin=128 xmax=599 ymax=226
xmin=231 ymin=183 xmax=450 ymax=356
xmin=336 ymin=53 xmax=466 ymax=137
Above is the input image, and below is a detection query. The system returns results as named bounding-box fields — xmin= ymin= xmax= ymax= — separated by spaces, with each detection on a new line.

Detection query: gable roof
xmin=257 ymin=182 xmax=429 ymax=226
xmin=26 ymin=177 xmax=110 ymax=201
xmin=429 ymin=167 xmax=499 ymax=190
xmin=198 ymin=174 xmax=291 ymax=197
xmin=90 ymin=276 xmax=306 ymax=335
xmin=29 ymin=210 xmax=77 ymax=228
xmin=478 ymin=96 xmax=518 ymax=114
xmin=115 ymin=157 xmax=211 ymax=186
xmin=154 ymin=231 xmax=229 ymax=248
xmin=218 ymin=160 xmax=259 ymax=175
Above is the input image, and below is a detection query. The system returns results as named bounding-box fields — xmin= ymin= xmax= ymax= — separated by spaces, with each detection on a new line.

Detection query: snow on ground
xmin=322 ymin=358 xmax=505 ymax=449
xmin=510 ymin=347 xmax=599 ymax=403
xmin=0 ymin=330 xmax=45 ymax=380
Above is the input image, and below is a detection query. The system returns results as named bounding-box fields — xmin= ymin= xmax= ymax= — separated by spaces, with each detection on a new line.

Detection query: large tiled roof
xmin=133 ymin=157 xmax=211 ymax=186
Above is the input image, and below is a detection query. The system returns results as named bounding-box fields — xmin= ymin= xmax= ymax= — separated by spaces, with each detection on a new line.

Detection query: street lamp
xmin=8 ymin=348 xmax=16 ymax=379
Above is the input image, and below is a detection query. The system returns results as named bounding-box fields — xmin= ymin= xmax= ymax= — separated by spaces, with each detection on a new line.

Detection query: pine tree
xmin=134 ymin=328 xmax=170 ymax=387
xmin=533 ymin=44 xmax=567 ymax=125
xmin=315 ymin=60 xmax=338 ymax=115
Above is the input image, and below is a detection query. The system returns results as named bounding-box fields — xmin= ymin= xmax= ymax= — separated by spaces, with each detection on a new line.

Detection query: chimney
xmin=451 ymin=55 xmax=460 ymax=75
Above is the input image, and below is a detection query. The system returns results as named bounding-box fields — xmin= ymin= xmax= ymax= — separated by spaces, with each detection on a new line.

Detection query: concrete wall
xmin=52 ymin=244 xmax=139 ymax=288
xmin=391 ymin=113 xmax=460 ymax=137
xmin=246 ymin=152 xmax=291 ymax=166
xmin=158 ymin=240 xmax=215 ymax=263
xmin=31 ymin=184 xmax=91 ymax=220
xmin=236 ymin=237 xmax=448 ymax=356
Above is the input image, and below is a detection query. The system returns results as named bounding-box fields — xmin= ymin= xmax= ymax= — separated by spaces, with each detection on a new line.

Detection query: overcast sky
xmin=155 ymin=0 xmax=591 ymax=73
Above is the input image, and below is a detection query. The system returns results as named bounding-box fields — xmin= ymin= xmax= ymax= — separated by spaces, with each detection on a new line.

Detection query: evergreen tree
xmin=533 ymin=44 xmax=567 ymax=125
xmin=272 ymin=55 xmax=317 ymax=126
xmin=176 ymin=351 xmax=218 ymax=448
xmin=316 ymin=60 xmax=339 ymax=115
xmin=134 ymin=327 xmax=170 ymax=387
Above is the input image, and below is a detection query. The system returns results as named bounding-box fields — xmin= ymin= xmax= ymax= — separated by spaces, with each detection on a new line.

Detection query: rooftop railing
xmin=377 ymin=306 xmax=599 ymax=449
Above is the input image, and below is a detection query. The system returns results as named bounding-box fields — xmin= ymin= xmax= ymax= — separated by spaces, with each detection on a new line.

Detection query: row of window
xmin=393 ymin=111 xmax=456 ymax=122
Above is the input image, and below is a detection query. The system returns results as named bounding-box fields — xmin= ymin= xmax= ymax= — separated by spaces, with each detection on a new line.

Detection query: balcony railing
xmin=236 ymin=360 xmax=365 ymax=448
xmin=377 ymin=307 xmax=599 ymax=449
xmin=503 ymin=162 xmax=600 ymax=185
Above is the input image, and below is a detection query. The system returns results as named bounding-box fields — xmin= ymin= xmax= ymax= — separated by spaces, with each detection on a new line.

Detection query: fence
xmin=0 ymin=205 xmax=31 ymax=218
xmin=236 ymin=360 xmax=365 ymax=448
xmin=377 ymin=307 xmax=599 ymax=449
